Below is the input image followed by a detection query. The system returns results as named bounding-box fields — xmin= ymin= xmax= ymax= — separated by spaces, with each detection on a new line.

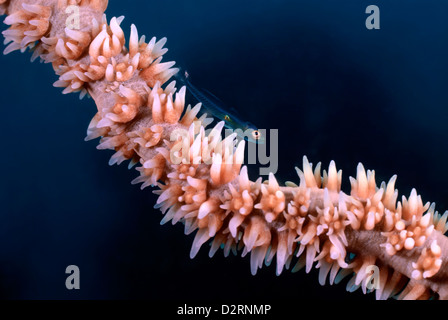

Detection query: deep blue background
xmin=0 ymin=0 xmax=447 ymax=300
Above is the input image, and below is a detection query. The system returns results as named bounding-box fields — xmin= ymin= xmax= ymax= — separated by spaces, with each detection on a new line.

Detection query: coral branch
xmin=2 ymin=0 xmax=448 ymax=300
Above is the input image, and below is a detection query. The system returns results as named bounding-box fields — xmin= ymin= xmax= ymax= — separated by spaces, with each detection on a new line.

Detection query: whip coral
xmin=1 ymin=0 xmax=448 ymax=300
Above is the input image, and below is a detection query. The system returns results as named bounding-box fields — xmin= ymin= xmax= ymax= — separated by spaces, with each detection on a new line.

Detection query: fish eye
xmin=251 ymin=130 xmax=262 ymax=140
xmin=224 ymin=115 xmax=231 ymax=121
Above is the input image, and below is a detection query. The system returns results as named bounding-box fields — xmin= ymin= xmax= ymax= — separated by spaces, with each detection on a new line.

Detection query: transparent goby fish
xmin=175 ymin=70 xmax=265 ymax=144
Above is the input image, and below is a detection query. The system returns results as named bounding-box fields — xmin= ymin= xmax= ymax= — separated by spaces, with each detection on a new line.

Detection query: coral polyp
xmin=1 ymin=0 xmax=448 ymax=300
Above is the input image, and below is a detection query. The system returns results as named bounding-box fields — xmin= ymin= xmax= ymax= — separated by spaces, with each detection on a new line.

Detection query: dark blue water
xmin=0 ymin=0 xmax=447 ymax=300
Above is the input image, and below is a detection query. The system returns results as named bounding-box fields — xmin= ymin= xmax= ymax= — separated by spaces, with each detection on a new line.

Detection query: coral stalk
xmin=2 ymin=0 xmax=448 ymax=300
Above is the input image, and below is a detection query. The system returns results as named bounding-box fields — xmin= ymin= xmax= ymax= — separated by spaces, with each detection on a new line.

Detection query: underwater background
xmin=0 ymin=0 xmax=447 ymax=300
